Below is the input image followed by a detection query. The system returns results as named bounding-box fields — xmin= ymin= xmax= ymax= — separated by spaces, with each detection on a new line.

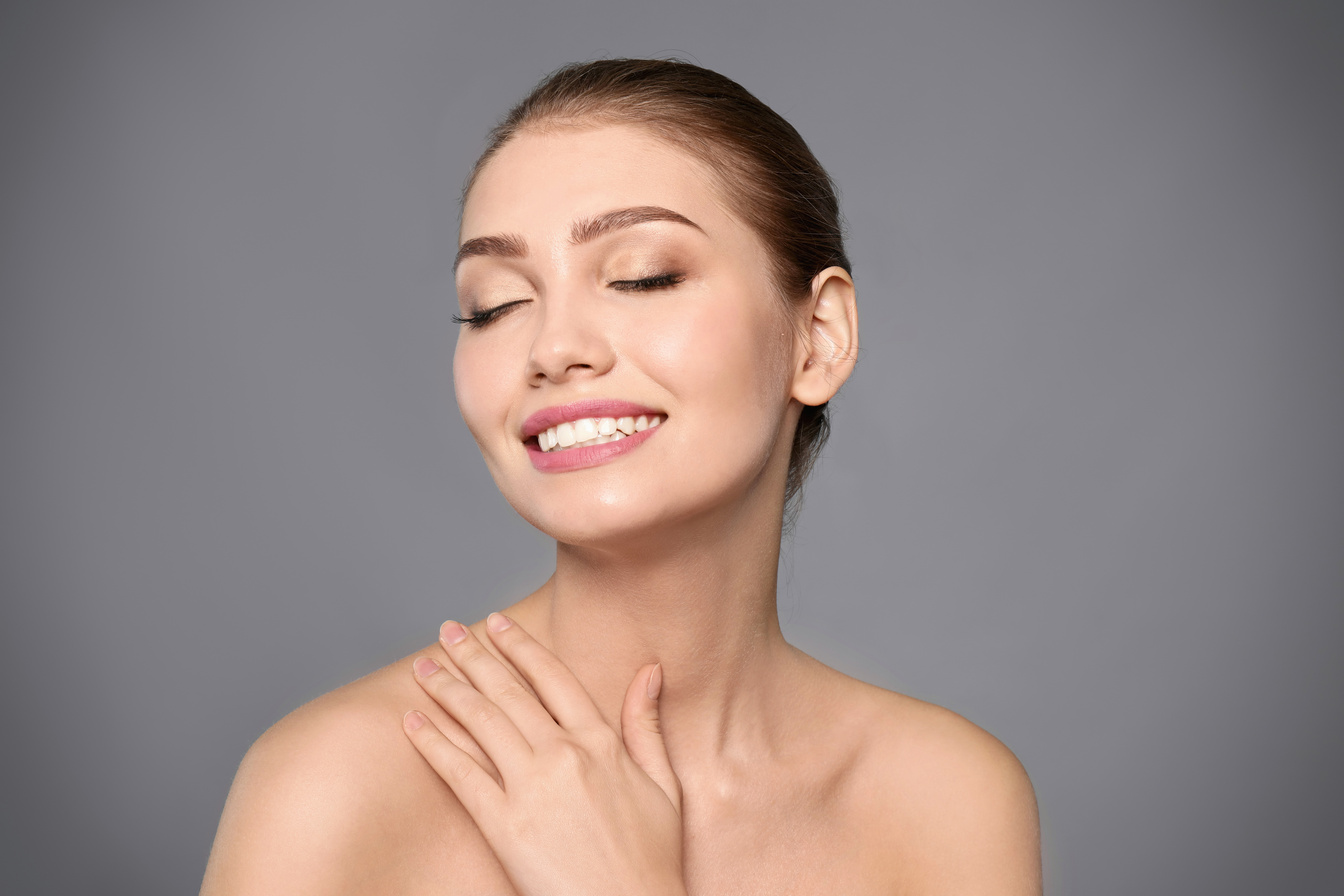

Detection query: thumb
xmin=621 ymin=663 xmax=681 ymax=814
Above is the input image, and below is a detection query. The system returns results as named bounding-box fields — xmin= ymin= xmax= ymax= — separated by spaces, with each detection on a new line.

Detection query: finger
xmin=437 ymin=648 xmax=468 ymax=684
xmin=438 ymin=621 xmax=557 ymax=741
xmin=621 ymin=663 xmax=681 ymax=815
xmin=403 ymin=710 xmax=504 ymax=821
xmin=413 ymin=655 xmax=533 ymax=771
xmin=414 ymin=701 xmax=502 ymax=786
xmin=440 ymin=622 xmax=540 ymax=701
xmin=483 ymin=613 xmax=607 ymax=731
xmin=409 ymin=639 xmax=501 ymax=780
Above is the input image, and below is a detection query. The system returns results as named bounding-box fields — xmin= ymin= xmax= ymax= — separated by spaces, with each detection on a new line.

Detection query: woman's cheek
xmin=643 ymin=287 xmax=788 ymax=413
xmin=453 ymin=341 xmax=508 ymax=454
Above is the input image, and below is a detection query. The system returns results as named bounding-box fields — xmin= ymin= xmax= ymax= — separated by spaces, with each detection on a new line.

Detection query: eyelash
xmin=453 ymin=273 xmax=685 ymax=329
xmin=610 ymin=272 xmax=686 ymax=292
xmin=452 ymin=300 xmax=528 ymax=330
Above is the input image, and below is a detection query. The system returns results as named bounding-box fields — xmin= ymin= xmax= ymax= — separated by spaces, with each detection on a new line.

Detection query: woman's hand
xmin=403 ymin=613 xmax=686 ymax=896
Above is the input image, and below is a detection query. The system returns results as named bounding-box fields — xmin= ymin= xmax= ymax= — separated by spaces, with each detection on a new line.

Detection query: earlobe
xmin=792 ymin=266 xmax=858 ymax=406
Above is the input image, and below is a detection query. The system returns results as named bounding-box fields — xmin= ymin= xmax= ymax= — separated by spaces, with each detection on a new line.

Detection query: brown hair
xmin=467 ymin=58 xmax=851 ymax=515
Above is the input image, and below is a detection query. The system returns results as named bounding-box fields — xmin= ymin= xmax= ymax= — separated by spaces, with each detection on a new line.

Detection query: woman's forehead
xmin=461 ymin=124 xmax=734 ymax=242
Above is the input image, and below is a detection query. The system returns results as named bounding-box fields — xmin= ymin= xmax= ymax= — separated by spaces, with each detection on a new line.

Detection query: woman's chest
xmin=382 ymin=760 xmax=898 ymax=896
xmin=679 ymin=793 xmax=898 ymax=895
xmin=386 ymin=803 xmax=897 ymax=896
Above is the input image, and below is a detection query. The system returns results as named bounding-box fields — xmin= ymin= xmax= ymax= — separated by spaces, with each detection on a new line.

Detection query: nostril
xmin=525 ymin=328 xmax=616 ymax=382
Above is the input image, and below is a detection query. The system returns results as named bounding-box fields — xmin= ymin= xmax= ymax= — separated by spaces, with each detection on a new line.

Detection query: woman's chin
xmin=507 ymin=489 xmax=720 ymax=555
xmin=492 ymin=445 xmax=786 ymax=553
xmin=519 ymin=506 xmax=677 ymax=551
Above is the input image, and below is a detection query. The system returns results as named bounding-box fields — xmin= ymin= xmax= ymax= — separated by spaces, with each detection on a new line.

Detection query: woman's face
xmin=453 ymin=124 xmax=803 ymax=546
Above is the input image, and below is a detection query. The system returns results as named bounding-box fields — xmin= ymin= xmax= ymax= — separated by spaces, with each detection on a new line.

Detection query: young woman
xmin=201 ymin=59 xmax=1041 ymax=896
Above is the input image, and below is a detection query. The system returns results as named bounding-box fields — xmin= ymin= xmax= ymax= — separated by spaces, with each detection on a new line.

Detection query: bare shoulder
xmin=200 ymin=647 xmax=508 ymax=896
xmin=810 ymin=664 xmax=1042 ymax=894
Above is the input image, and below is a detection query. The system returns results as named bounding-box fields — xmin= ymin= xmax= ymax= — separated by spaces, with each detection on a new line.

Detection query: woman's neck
xmin=506 ymin=503 xmax=799 ymax=768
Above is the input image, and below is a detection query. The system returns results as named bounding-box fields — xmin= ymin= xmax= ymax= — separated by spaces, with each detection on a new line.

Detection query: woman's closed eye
xmin=453 ymin=299 xmax=529 ymax=329
xmin=609 ymin=272 xmax=685 ymax=292
xmin=455 ymin=272 xmax=684 ymax=329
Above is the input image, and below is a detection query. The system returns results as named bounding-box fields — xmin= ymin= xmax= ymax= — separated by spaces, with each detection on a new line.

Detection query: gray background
xmin=2 ymin=1 xmax=1341 ymax=893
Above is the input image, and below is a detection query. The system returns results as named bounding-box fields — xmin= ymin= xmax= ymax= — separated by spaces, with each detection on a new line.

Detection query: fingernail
xmin=414 ymin=656 xmax=440 ymax=678
xmin=647 ymin=663 xmax=663 ymax=701
xmin=486 ymin=612 xmax=512 ymax=633
xmin=403 ymin=710 xmax=425 ymax=730
xmin=440 ymin=621 xmax=467 ymax=646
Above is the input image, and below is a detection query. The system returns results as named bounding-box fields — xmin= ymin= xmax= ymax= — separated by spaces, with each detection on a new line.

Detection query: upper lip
xmin=521 ymin=400 xmax=663 ymax=439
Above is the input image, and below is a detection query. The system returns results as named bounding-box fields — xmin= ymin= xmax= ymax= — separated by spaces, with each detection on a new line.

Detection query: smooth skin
xmin=201 ymin=125 xmax=1041 ymax=895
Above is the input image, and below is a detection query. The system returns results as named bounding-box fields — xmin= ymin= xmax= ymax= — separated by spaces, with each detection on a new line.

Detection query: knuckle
xmin=532 ymin=660 xmax=569 ymax=691
xmin=547 ymin=738 xmax=589 ymax=773
xmin=428 ymin=676 xmax=468 ymax=709
xmin=448 ymin=755 xmax=476 ymax=782
xmin=466 ymin=700 xmax=499 ymax=730
xmin=508 ymin=641 xmax=552 ymax=671
xmin=582 ymin=725 xmax=622 ymax=756
xmin=494 ymin=682 xmax=533 ymax=710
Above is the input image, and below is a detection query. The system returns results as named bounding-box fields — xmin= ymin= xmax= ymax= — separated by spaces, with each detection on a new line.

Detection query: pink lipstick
xmin=522 ymin=400 xmax=664 ymax=473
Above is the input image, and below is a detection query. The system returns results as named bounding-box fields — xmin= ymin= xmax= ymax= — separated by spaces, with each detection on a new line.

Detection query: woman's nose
xmin=525 ymin=300 xmax=616 ymax=385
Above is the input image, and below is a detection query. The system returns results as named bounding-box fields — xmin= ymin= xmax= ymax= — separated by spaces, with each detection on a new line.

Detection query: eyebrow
xmin=454 ymin=234 xmax=528 ymax=272
xmin=569 ymin=205 xmax=704 ymax=245
xmin=454 ymin=205 xmax=703 ymax=272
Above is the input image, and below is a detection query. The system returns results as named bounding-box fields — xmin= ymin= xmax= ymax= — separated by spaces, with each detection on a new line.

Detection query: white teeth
xmin=537 ymin=415 xmax=663 ymax=452
xmin=573 ymin=418 xmax=598 ymax=442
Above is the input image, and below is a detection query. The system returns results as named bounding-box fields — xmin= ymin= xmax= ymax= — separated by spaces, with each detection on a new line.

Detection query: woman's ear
xmin=792 ymin=266 xmax=858 ymax=406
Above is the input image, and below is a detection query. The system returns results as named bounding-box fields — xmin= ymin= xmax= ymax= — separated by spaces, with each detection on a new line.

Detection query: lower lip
xmin=525 ymin=426 xmax=659 ymax=472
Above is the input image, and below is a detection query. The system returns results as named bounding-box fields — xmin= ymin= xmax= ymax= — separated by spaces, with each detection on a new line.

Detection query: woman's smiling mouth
xmin=521 ymin=401 xmax=665 ymax=472
xmin=535 ymin=414 xmax=662 ymax=452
